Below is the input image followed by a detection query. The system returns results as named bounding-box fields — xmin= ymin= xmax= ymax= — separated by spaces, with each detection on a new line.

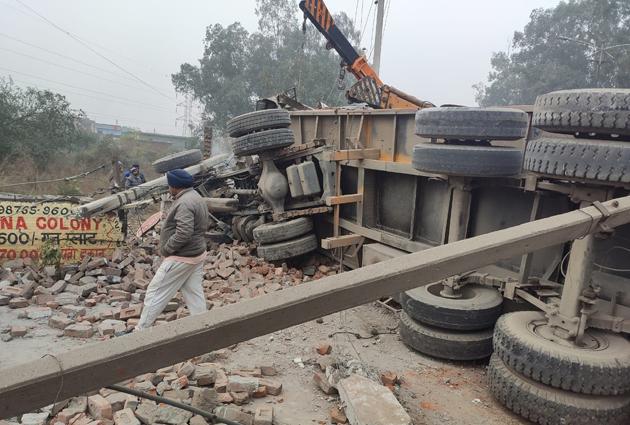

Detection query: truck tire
xmin=415 ymin=107 xmax=528 ymax=140
xmin=493 ymin=311 xmax=630 ymax=395
xmin=253 ymin=218 xmax=313 ymax=244
xmin=233 ymin=128 xmax=294 ymax=157
xmin=533 ymin=89 xmax=630 ymax=138
xmin=399 ymin=311 xmax=494 ymax=361
xmin=401 ymin=282 xmax=503 ymax=331
xmin=152 ymin=149 xmax=203 ymax=173
xmin=412 ymin=143 xmax=523 ymax=177
xmin=488 ymin=354 xmax=630 ymax=425
xmin=257 ymin=233 xmax=318 ymax=261
xmin=227 ymin=109 xmax=291 ymax=138
xmin=524 ymin=138 xmax=630 ymax=183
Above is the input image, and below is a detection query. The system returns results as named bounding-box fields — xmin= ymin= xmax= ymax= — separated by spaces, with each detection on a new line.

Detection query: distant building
xmin=95 ymin=123 xmax=125 ymax=137
xmin=81 ymin=118 xmax=199 ymax=150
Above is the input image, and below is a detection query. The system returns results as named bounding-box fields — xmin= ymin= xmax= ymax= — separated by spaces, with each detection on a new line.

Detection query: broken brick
xmin=176 ymin=361 xmax=195 ymax=377
xmin=230 ymin=391 xmax=249 ymax=405
xmin=316 ymin=342 xmax=332 ymax=355
xmin=227 ymin=375 xmax=259 ymax=394
xmin=330 ymin=407 xmax=348 ymax=424
xmin=253 ymin=386 xmax=267 ymax=398
xmin=314 ymin=372 xmax=337 ymax=395
xmin=254 ymin=406 xmax=273 ymax=425
xmin=49 ymin=315 xmax=74 ymax=330
xmin=64 ymin=324 xmax=94 ymax=338
xmin=87 ymin=394 xmax=112 ymax=420
xmin=214 ymin=406 xmax=253 ymax=425
xmin=380 ymin=371 xmax=398 ymax=387
xmin=113 ymin=408 xmax=140 ymax=425
xmin=9 ymin=297 xmax=29 ymax=308
xmin=119 ymin=304 xmax=142 ymax=319
xmin=217 ymin=392 xmax=233 ymax=404
xmin=10 ymin=325 xmax=27 ymax=337
xmin=260 ymin=366 xmax=277 ymax=376
xmin=259 ymin=378 xmax=282 ymax=396
xmin=214 ymin=369 xmax=228 ymax=393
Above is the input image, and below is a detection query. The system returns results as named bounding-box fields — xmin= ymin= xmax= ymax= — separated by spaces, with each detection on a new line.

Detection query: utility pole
xmin=372 ymin=0 xmax=385 ymax=74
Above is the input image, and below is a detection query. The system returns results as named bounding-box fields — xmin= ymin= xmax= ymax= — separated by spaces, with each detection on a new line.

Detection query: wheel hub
xmin=528 ymin=318 xmax=608 ymax=351
xmin=432 ymin=281 xmax=477 ymax=300
xmin=439 ymin=284 xmax=463 ymax=299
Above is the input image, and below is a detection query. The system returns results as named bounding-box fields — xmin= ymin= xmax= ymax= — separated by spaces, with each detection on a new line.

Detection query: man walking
xmin=136 ymin=169 xmax=208 ymax=330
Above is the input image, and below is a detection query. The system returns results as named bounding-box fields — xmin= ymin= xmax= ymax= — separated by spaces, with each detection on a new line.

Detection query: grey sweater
xmin=160 ymin=188 xmax=208 ymax=257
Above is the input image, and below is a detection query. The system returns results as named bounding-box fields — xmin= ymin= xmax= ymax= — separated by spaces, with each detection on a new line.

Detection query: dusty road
xmin=1 ymin=300 xmax=526 ymax=425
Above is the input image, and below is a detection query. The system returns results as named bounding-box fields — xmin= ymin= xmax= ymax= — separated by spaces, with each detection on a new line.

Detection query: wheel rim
xmin=528 ymin=317 xmax=609 ymax=351
xmin=428 ymin=282 xmax=475 ymax=301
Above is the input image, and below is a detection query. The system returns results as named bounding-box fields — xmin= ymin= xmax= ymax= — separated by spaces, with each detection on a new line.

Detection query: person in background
xmin=108 ymin=160 xmax=128 ymax=236
xmin=124 ymin=163 xmax=146 ymax=189
xmin=135 ymin=169 xmax=208 ymax=330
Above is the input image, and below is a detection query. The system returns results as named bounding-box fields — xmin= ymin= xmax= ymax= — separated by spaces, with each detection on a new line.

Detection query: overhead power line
xmin=0 ymin=67 xmax=174 ymax=112
xmin=0 ymin=46 xmax=166 ymax=95
xmin=359 ymin=0 xmax=374 ymax=47
xmin=8 ymin=76 xmax=175 ymax=116
xmin=13 ymin=0 xmax=174 ymax=100
xmin=0 ymin=32 xmax=132 ymax=81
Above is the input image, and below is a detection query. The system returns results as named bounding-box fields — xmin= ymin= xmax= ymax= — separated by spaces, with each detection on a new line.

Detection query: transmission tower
xmin=176 ymin=93 xmax=193 ymax=136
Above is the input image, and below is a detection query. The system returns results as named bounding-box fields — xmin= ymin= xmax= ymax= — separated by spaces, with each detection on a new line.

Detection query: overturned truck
xmin=3 ymin=88 xmax=630 ymax=425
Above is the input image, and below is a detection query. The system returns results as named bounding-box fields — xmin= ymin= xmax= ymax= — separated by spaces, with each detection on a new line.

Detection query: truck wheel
xmin=257 ymin=233 xmax=318 ymax=261
xmin=415 ymin=107 xmax=528 ymax=141
xmin=524 ymin=138 xmax=630 ymax=183
xmin=253 ymin=217 xmax=313 ymax=244
xmin=412 ymin=143 xmax=523 ymax=177
xmin=399 ymin=311 xmax=494 ymax=361
xmin=152 ymin=149 xmax=203 ymax=173
xmin=533 ymin=89 xmax=630 ymax=138
xmin=493 ymin=311 xmax=630 ymax=395
xmin=227 ymin=109 xmax=291 ymax=138
xmin=233 ymin=128 xmax=294 ymax=157
xmin=488 ymin=354 xmax=630 ymax=425
xmin=401 ymin=282 xmax=503 ymax=331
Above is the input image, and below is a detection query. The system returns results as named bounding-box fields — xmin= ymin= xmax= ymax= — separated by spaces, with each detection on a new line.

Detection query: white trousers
xmin=136 ymin=259 xmax=206 ymax=330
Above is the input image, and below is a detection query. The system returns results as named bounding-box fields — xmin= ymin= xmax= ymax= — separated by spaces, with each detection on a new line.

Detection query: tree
xmin=475 ymin=0 xmax=630 ymax=106
xmin=172 ymin=0 xmax=361 ymax=130
xmin=0 ymin=78 xmax=96 ymax=168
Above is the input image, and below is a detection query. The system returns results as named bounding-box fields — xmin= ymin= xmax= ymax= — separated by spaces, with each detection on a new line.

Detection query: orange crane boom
xmin=299 ymin=0 xmax=433 ymax=109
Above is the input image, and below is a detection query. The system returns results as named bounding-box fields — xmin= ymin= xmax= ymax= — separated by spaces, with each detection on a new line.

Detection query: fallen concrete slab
xmin=338 ymin=374 xmax=411 ymax=425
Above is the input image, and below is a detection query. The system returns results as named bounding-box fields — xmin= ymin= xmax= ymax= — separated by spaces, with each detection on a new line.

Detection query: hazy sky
xmin=0 ymin=0 xmax=561 ymax=135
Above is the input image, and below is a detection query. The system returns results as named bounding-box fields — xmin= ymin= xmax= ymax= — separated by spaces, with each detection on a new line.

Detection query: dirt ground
xmin=1 ymin=298 xmax=526 ymax=425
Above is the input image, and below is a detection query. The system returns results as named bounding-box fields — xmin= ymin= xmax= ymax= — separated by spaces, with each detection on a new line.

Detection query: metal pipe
xmin=75 ymin=154 xmax=229 ymax=217
xmin=106 ymin=384 xmax=242 ymax=425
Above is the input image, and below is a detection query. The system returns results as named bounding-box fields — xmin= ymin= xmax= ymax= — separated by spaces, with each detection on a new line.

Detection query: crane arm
xmin=299 ymin=0 xmax=432 ymax=109
xmin=299 ymin=0 xmax=382 ymax=85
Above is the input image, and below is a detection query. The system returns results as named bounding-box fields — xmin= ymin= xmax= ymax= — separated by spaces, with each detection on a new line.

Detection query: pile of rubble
xmin=0 ymin=234 xmax=338 ymax=342
xmin=5 ymin=343 xmax=408 ymax=425
xmin=4 ymin=349 xmax=281 ymax=425
xmin=0 ymin=234 xmax=413 ymax=425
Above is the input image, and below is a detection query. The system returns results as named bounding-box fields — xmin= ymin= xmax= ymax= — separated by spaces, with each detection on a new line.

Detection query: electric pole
xmin=372 ymin=0 xmax=385 ymax=74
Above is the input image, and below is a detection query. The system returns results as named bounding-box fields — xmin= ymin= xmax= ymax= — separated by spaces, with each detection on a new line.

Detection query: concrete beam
xmin=2 ymin=196 xmax=630 ymax=418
